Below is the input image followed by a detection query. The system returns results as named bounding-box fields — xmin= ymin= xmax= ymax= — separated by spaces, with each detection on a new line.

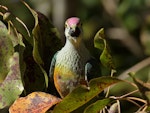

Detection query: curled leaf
xmin=94 ymin=28 xmax=115 ymax=70
xmin=9 ymin=92 xmax=61 ymax=113
xmin=23 ymin=1 xmax=62 ymax=88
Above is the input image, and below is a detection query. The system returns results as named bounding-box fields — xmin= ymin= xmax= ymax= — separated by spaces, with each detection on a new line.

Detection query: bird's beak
xmin=69 ymin=26 xmax=81 ymax=37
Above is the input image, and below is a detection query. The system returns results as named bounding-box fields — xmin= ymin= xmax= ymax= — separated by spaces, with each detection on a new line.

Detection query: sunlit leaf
xmin=0 ymin=21 xmax=14 ymax=82
xmin=9 ymin=92 xmax=61 ymax=113
xmin=7 ymin=21 xmax=26 ymax=81
xmin=94 ymin=28 xmax=115 ymax=70
xmin=84 ymin=98 xmax=113 ymax=113
xmin=0 ymin=52 xmax=24 ymax=109
xmin=53 ymin=77 xmax=121 ymax=113
xmin=0 ymin=21 xmax=24 ymax=109
xmin=94 ymin=28 xmax=105 ymax=50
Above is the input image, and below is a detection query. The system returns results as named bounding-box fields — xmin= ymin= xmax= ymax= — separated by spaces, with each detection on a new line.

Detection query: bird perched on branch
xmin=49 ymin=17 xmax=100 ymax=98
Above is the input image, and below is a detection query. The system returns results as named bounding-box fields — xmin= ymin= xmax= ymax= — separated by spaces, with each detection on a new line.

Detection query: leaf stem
xmin=117 ymin=100 xmax=121 ymax=113
xmin=126 ymin=97 xmax=147 ymax=104
xmin=136 ymin=104 xmax=147 ymax=112
xmin=105 ymin=69 xmax=116 ymax=97
xmin=125 ymin=98 xmax=141 ymax=107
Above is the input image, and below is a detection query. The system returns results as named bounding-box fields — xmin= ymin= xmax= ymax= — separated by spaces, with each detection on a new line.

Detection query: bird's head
xmin=65 ymin=17 xmax=83 ymax=43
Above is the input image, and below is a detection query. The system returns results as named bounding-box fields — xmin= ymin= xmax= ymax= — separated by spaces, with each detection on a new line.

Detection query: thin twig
xmin=0 ymin=5 xmax=8 ymax=16
xmin=103 ymin=108 xmax=106 ymax=113
xmin=120 ymin=90 xmax=139 ymax=98
xmin=0 ymin=12 xmax=3 ymax=16
xmin=105 ymin=69 xmax=116 ymax=97
xmin=126 ymin=97 xmax=147 ymax=104
xmin=110 ymin=95 xmax=146 ymax=106
xmin=110 ymin=96 xmax=145 ymax=111
xmin=125 ymin=98 xmax=141 ymax=107
xmin=105 ymin=106 xmax=109 ymax=113
xmin=109 ymin=90 xmax=139 ymax=99
xmin=16 ymin=17 xmax=31 ymax=37
xmin=142 ymin=105 xmax=147 ymax=111
xmin=117 ymin=100 xmax=121 ymax=113
xmin=136 ymin=104 xmax=147 ymax=112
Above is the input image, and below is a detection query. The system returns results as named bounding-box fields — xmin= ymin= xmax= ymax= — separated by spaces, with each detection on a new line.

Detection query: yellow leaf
xmin=9 ymin=92 xmax=61 ymax=113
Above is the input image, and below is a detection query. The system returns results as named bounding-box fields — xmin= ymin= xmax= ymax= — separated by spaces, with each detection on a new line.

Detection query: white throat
xmin=56 ymin=38 xmax=91 ymax=75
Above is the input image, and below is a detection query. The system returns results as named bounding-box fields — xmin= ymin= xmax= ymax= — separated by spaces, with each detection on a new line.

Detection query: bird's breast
xmin=53 ymin=42 xmax=91 ymax=97
xmin=55 ymin=48 xmax=86 ymax=78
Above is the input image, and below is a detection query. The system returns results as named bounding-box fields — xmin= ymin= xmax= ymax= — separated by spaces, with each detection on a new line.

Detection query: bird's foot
xmin=79 ymin=79 xmax=90 ymax=90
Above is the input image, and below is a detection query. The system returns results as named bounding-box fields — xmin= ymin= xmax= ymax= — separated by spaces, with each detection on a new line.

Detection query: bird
xmin=49 ymin=17 xmax=100 ymax=98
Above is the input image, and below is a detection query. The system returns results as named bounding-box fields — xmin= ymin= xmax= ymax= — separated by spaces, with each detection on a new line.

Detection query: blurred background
xmin=0 ymin=0 xmax=150 ymax=77
xmin=0 ymin=1 xmax=150 ymax=112
xmin=0 ymin=0 xmax=150 ymax=72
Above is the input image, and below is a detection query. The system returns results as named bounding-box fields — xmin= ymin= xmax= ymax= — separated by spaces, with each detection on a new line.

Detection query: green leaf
xmin=84 ymin=98 xmax=114 ymax=113
xmin=94 ymin=28 xmax=115 ymax=70
xmin=72 ymin=96 xmax=102 ymax=113
xmin=94 ymin=28 xmax=105 ymax=50
xmin=53 ymin=77 xmax=121 ymax=113
xmin=0 ymin=21 xmax=14 ymax=82
xmin=7 ymin=22 xmax=26 ymax=81
xmin=0 ymin=21 xmax=24 ymax=109
xmin=0 ymin=52 xmax=24 ymax=109
xmin=23 ymin=1 xmax=62 ymax=88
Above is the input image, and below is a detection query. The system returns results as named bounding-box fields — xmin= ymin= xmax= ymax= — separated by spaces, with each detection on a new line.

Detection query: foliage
xmin=9 ymin=92 xmax=61 ymax=113
xmin=53 ymin=77 xmax=120 ymax=113
xmin=94 ymin=28 xmax=115 ymax=70
xmin=0 ymin=1 xmax=150 ymax=113
xmin=0 ymin=20 xmax=24 ymax=109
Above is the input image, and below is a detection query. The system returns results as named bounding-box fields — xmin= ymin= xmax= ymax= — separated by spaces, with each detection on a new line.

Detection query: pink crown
xmin=66 ymin=17 xmax=80 ymax=26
